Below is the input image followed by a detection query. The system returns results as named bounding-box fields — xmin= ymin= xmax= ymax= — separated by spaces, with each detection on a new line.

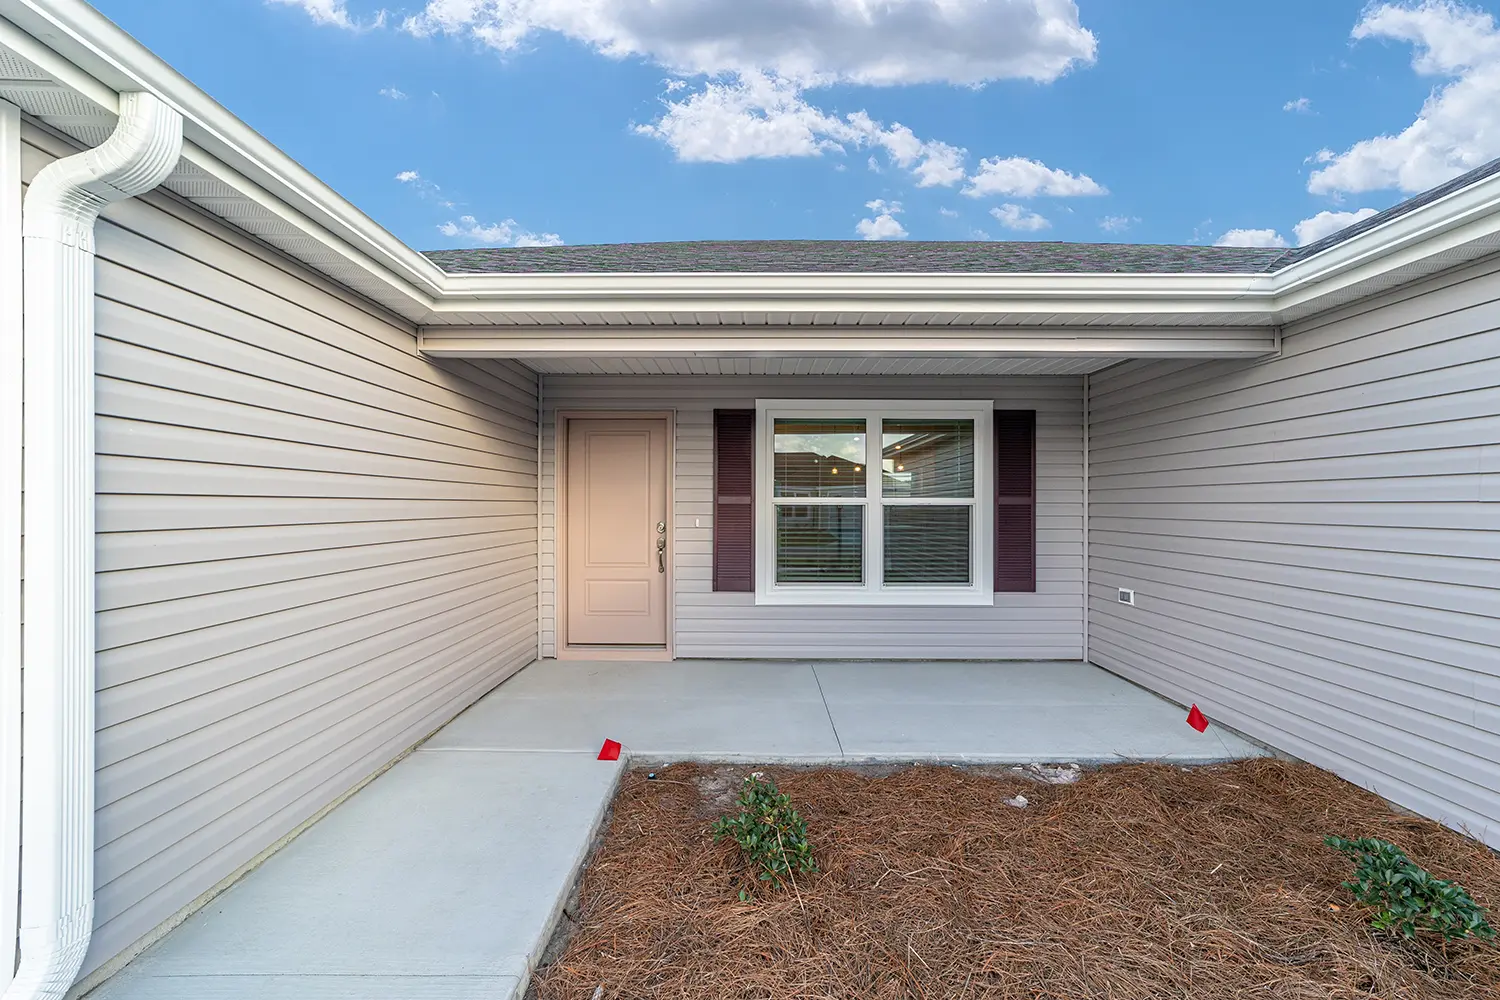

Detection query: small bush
xmin=711 ymin=773 xmax=817 ymax=898
xmin=1326 ymin=835 xmax=1496 ymax=943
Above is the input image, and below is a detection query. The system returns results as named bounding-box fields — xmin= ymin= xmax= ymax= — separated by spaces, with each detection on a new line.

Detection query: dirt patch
xmin=532 ymin=760 xmax=1499 ymax=1000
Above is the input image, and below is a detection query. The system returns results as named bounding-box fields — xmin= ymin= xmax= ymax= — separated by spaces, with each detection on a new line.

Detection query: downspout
xmin=5 ymin=92 xmax=182 ymax=1000
xmin=1 ymin=98 xmax=23 ymax=996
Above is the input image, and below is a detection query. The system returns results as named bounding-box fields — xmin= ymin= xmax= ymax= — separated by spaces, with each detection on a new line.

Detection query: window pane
xmin=774 ymin=419 xmax=866 ymax=497
xmin=883 ymin=506 xmax=971 ymax=585
xmin=775 ymin=505 xmax=863 ymax=583
xmin=882 ymin=419 xmax=974 ymax=498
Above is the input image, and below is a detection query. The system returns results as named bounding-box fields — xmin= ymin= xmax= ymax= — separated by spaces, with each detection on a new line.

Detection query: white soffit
xmin=416 ymin=324 xmax=1278 ymax=359
xmin=524 ymin=356 xmax=1122 ymax=376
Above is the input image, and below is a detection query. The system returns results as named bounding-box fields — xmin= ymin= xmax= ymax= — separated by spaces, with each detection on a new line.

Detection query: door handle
xmin=657 ymin=535 xmax=666 ymax=573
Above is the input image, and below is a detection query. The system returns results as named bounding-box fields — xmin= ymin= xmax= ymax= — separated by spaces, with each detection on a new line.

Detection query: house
xmin=0 ymin=1 xmax=1496 ymax=997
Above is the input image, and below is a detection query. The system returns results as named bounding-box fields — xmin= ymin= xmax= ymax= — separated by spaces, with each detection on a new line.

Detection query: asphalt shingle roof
xmin=423 ymin=241 xmax=1287 ymax=275
xmin=421 ymin=157 xmax=1500 ymax=277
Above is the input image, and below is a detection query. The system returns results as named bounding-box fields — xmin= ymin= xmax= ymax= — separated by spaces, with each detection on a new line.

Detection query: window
xmin=755 ymin=401 xmax=993 ymax=605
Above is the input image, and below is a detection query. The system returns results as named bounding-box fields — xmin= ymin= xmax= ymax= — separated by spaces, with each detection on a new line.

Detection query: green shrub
xmin=711 ymin=774 xmax=817 ymax=898
xmin=1325 ymin=835 xmax=1495 ymax=943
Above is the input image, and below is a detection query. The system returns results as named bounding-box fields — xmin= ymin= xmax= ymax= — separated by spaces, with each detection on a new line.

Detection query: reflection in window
xmin=882 ymin=420 xmax=975 ymax=498
xmin=773 ymin=419 xmax=866 ymax=497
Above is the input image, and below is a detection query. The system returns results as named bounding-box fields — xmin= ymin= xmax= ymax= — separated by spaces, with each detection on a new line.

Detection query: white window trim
xmin=754 ymin=399 xmax=994 ymax=606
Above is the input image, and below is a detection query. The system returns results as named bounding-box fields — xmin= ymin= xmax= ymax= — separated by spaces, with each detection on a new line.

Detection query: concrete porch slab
xmin=430 ymin=658 xmax=1260 ymax=763
xmin=426 ymin=659 xmax=843 ymax=759
xmin=813 ymin=660 xmax=1259 ymax=761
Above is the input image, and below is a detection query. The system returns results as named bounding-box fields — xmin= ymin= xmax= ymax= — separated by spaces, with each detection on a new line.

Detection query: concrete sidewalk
xmin=90 ymin=749 xmax=624 ymax=999
xmin=89 ymin=659 xmax=1262 ymax=999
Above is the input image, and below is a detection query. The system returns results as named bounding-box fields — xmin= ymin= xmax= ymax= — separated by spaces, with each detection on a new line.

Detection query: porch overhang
xmin=417 ymin=324 xmax=1280 ymax=361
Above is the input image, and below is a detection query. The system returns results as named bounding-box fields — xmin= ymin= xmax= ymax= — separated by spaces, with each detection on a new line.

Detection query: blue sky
xmin=90 ymin=0 xmax=1500 ymax=251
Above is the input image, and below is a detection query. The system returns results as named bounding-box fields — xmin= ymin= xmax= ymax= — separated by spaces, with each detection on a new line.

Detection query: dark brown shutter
xmin=993 ymin=410 xmax=1037 ymax=593
xmin=713 ymin=409 xmax=755 ymax=592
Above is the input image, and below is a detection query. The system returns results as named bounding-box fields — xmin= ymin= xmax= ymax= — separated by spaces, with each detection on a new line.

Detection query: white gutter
xmin=0 ymin=96 xmax=22 ymax=996
xmin=4 ymin=90 xmax=182 ymax=1000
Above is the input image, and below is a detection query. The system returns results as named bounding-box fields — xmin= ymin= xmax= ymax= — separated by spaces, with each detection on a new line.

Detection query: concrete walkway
xmin=89 ymin=660 xmax=1262 ymax=999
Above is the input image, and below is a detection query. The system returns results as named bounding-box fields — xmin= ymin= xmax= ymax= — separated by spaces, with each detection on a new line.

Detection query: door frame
xmin=555 ymin=410 xmax=676 ymax=660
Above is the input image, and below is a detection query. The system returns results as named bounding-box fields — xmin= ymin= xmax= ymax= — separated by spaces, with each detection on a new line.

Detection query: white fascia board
xmin=430 ymin=271 xmax=1272 ymax=316
xmin=173 ymin=139 xmax=440 ymax=317
xmin=418 ymin=326 xmax=1279 ymax=358
xmin=0 ymin=0 xmax=444 ymax=310
xmin=1265 ymin=171 xmax=1500 ymax=311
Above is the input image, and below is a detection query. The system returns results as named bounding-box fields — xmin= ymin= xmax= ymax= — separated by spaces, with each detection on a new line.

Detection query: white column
xmin=0 ymin=97 xmax=23 ymax=997
xmin=5 ymin=91 xmax=182 ymax=1000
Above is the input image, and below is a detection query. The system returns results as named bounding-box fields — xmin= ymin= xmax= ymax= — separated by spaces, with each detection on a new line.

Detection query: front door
xmin=564 ymin=417 xmax=669 ymax=647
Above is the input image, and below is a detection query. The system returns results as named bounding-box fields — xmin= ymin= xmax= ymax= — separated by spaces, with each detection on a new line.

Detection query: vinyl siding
xmin=1087 ymin=253 xmax=1500 ymax=850
xmin=541 ymin=376 xmax=1084 ymax=660
xmin=19 ymin=125 xmax=540 ymax=979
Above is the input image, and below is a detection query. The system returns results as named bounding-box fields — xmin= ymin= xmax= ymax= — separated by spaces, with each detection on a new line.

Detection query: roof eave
xmin=425 ymin=271 xmax=1279 ymax=324
xmin=1266 ymin=166 xmax=1500 ymax=318
xmin=0 ymin=0 xmax=447 ymax=315
xmin=5 ymin=0 xmax=1500 ymax=330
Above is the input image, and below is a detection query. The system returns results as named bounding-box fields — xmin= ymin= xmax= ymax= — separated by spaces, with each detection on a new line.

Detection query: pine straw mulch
xmin=532 ymin=759 xmax=1500 ymax=1000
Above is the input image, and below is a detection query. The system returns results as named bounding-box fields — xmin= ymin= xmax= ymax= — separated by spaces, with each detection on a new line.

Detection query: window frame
xmin=754 ymin=399 xmax=994 ymax=606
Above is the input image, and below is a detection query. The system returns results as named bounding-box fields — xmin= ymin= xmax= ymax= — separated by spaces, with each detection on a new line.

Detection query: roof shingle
xmin=421 ymin=156 xmax=1500 ymax=277
xmin=423 ymin=240 xmax=1287 ymax=275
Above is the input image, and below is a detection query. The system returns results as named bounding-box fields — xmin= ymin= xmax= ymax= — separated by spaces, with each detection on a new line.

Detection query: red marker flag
xmin=597 ymin=738 xmax=622 ymax=761
xmin=1186 ymin=704 xmax=1210 ymax=733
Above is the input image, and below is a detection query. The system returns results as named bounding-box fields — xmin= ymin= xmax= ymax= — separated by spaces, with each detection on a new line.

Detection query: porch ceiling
xmin=523 ymin=356 xmax=1122 ymax=376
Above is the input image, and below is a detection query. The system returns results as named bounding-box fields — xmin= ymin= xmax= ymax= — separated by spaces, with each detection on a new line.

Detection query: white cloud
xmin=990 ymin=203 xmax=1050 ymax=231
xmin=402 ymin=0 xmax=1097 ymax=87
xmin=439 ymin=215 xmax=564 ymax=247
xmin=963 ymin=156 xmax=1105 ymax=198
xmin=1292 ymin=207 xmax=1379 ymax=245
xmin=1309 ymin=1 xmax=1500 ymax=195
xmin=635 ymin=72 xmax=846 ymax=162
xmin=1283 ymin=96 xmax=1312 ymax=113
xmin=1215 ymin=228 xmax=1289 ymax=248
xmin=856 ymin=199 xmax=908 ymax=240
xmin=395 ymin=169 xmax=457 ymax=208
xmin=855 ymin=118 xmax=967 ymax=187
xmin=634 ymin=72 xmax=971 ymax=188
xmin=381 ymin=86 xmax=409 ymax=99
xmin=267 ymin=0 xmax=384 ymax=30
xmin=939 ymin=207 xmax=960 ymax=217
xmin=1098 ymin=214 xmax=1138 ymax=233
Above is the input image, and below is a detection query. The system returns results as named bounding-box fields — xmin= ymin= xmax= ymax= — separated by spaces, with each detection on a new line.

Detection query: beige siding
xmin=541 ymin=376 xmax=1085 ymax=660
xmin=1087 ymin=254 xmax=1500 ymax=850
xmin=21 ymin=126 xmax=540 ymax=977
